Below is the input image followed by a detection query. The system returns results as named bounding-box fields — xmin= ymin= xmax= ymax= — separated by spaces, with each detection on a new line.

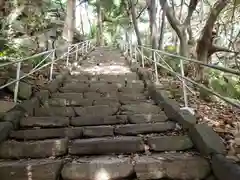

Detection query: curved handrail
xmin=0 ymin=39 xmax=95 ymax=102
xmin=122 ymin=43 xmax=240 ymax=110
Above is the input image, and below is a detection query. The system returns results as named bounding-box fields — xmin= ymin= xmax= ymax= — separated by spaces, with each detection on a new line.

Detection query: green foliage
xmin=208 ymin=69 xmax=240 ymax=100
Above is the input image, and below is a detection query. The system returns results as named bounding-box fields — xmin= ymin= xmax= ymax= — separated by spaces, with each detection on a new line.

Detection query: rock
xmin=147 ymin=135 xmax=193 ymax=151
xmin=69 ymin=136 xmax=144 ymax=155
xmin=83 ymin=92 xmax=102 ymax=99
xmin=10 ymin=127 xmax=83 ymax=140
xmin=20 ymin=116 xmax=69 ymax=128
xmin=0 ymin=122 xmax=13 ymax=143
xmin=134 ymin=153 xmax=210 ymax=180
xmin=17 ymin=97 xmax=39 ymax=116
xmin=60 ymin=83 xmax=89 ymax=93
xmin=0 ymin=159 xmax=63 ymax=180
xmin=212 ymin=154 xmax=240 ymax=180
xmin=70 ymin=115 xmax=127 ymax=126
xmin=0 ymin=139 xmax=68 ymax=159
xmin=189 ymin=123 xmax=226 ymax=156
xmin=120 ymin=103 xmax=162 ymax=114
xmin=74 ymin=105 xmax=118 ymax=116
xmin=2 ymin=110 xmax=25 ymax=129
xmin=34 ymin=106 xmax=75 ymax=117
xmin=115 ymin=122 xmax=175 ymax=135
xmin=7 ymin=79 xmax=32 ymax=99
xmin=83 ymin=126 xmax=114 ymax=137
xmin=61 ymin=156 xmax=134 ymax=180
xmin=92 ymin=97 xmax=119 ymax=106
xmin=128 ymin=113 xmax=168 ymax=123
xmin=0 ymin=101 xmax=16 ymax=115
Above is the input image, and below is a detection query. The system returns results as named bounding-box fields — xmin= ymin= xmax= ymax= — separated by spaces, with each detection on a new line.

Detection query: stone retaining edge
xmin=0 ymin=49 xmax=94 ymax=143
xmin=124 ymin=54 xmax=240 ymax=180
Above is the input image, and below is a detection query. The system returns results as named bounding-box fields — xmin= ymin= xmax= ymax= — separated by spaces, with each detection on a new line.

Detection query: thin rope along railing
xmin=139 ymin=45 xmax=240 ymax=76
xmin=122 ymin=43 xmax=240 ymax=110
xmin=0 ymin=39 xmax=94 ymax=103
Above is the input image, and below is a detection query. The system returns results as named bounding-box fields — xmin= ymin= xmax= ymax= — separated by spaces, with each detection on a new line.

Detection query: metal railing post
xmin=129 ymin=45 xmax=132 ymax=63
xmin=66 ymin=46 xmax=70 ymax=66
xmin=134 ymin=46 xmax=137 ymax=62
xmin=50 ymin=50 xmax=55 ymax=81
xmin=153 ymin=51 xmax=159 ymax=84
xmin=141 ymin=47 xmax=144 ymax=68
xmin=14 ymin=62 xmax=22 ymax=103
xmin=81 ymin=43 xmax=84 ymax=55
xmin=85 ymin=42 xmax=87 ymax=53
xmin=75 ymin=44 xmax=79 ymax=61
xmin=180 ymin=59 xmax=188 ymax=107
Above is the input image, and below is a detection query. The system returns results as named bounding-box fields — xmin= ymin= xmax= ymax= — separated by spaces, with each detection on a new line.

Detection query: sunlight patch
xmin=95 ymin=168 xmax=110 ymax=180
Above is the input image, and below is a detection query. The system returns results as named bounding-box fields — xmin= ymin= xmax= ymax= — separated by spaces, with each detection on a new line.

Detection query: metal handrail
xmin=0 ymin=39 xmax=94 ymax=103
xmin=122 ymin=43 xmax=240 ymax=110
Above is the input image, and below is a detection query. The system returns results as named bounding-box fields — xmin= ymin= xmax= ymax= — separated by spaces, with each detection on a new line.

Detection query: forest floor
xmin=158 ymin=76 xmax=240 ymax=164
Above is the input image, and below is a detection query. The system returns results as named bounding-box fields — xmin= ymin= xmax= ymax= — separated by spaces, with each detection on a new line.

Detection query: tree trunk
xmin=62 ymin=0 xmax=76 ymax=44
xmin=196 ymin=0 xmax=228 ymax=82
xmin=158 ymin=6 xmax=166 ymax=50
xmin=129 ymin=0 xmax=142 ymax=46
xmin=96 ymin=1 xmax=104 ymax=46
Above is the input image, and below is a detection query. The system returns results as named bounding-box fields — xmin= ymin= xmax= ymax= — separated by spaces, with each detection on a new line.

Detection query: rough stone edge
xmin=0 ymin=48 xmax=94 ymax=143
xmin=124 ymin=54 xmax=240 ymax=180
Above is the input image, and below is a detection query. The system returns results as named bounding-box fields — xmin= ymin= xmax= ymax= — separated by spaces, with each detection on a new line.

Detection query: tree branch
xmin=136 ymin=5 xmax=147 ymax=19
xmin=159 ymin=0 xmax=181 ymax=36
xmin=209 ymin=45 xmax=238 ymax=56
xmin=183 ymin=0 xmax=199 ymax=26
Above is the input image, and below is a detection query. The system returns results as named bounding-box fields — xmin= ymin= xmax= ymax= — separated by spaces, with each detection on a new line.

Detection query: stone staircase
xmin=0 ymin=47 xmax=211 ymax=180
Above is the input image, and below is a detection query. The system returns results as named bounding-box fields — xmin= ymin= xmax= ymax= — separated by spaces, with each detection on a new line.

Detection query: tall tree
xmin=129 ymin=0 xmax=142 ymax=46
xmin=62 ymin=0 xmax=76 ymax=43
xmin=96 ymin=0 xmax=104 ymax=46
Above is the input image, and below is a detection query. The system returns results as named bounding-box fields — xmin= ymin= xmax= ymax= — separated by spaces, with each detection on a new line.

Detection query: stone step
xmin=120 ymin=103 xmax=162 ymax=114
xmin=9 ymin=127 xmax=83 ymax=140
xmin=147 ymin=135 xmax=193 ymax=151
xmin=0 ymin=139 xmax=67 ymax=159
xmin=69 ymin=136 xmax=144 ymax=155
xmin=128 ymin=113 xmax=168 ymax=123
xmin=61 ymin=153 xmax=210 ymax=180
xmin=59 ymin=82 xmax=90 ymax=93
xmin=20 ymin=117 xmax=69 ymax=128
xmin=69 ymin=135 xmax=193 ymax=156
xmin=34 ymin=106 xmax=75 ymax=117
xmin=73 ymin=105 xmax=119 ymax=116
xmin=114 ymin=122 xmax=176 ymax=135
xmin=0 ymin=159 xmax=63 ymax=180
xmin=70 ymin=115 xmax=127 ymax=126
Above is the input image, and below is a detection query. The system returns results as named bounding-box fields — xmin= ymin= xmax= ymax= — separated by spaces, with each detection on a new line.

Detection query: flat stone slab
xmin=61 ymin=156 xmax=134 ymax=180
xmin=83 ymin=126 xmax=114 ymax=137
xmin=0 ymin=159 xmax=63 ymax=180
xmin=69 ymin=136 xmax=144 ymax=155
xmin=71 ymin=115 xmax=127 ymax=126
xmin=74 ymin=105 xmax=118 ymax=116
xmin=0 ymin=139 xmax=67 ymax=159
xmin=10 ymin=127 xmax=83 ymax=140
xmin=48 ymin=97 xmax=93 ymax=106
xmin=212 ymin=154 xmax=240 ymax=180
xmin=34 ymin=107 xmax=75 ymax=117
xmin=115 ymin=122 xmax=175 ymax=135
xmin=120 ymin=103 xmax=162 ymax=114
xmin=92 ymin=97 xmax=120 ymax=106
xmin=128 ymin=113 xmax=168 ymax=123
xmin=189 ymin=123 xmax=226 ymax=156
xmin=60 ymin=83 xmax=90 ymax=93
xmin=89 ymin=82 xmax=121 ymax=92
xmin=20 ymin=117 xmax=69 ymax=128
xmin=0 ymin=122 xmax=13 ymax=143
xmin=147 ymin=135 xmax=193 ymax=151
xmin=134 ymin=153 xmax=210 ymax=180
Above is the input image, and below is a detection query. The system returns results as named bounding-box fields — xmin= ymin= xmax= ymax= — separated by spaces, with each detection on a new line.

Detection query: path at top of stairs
xmin=0 ymin=47 xmax=211 ymax=180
